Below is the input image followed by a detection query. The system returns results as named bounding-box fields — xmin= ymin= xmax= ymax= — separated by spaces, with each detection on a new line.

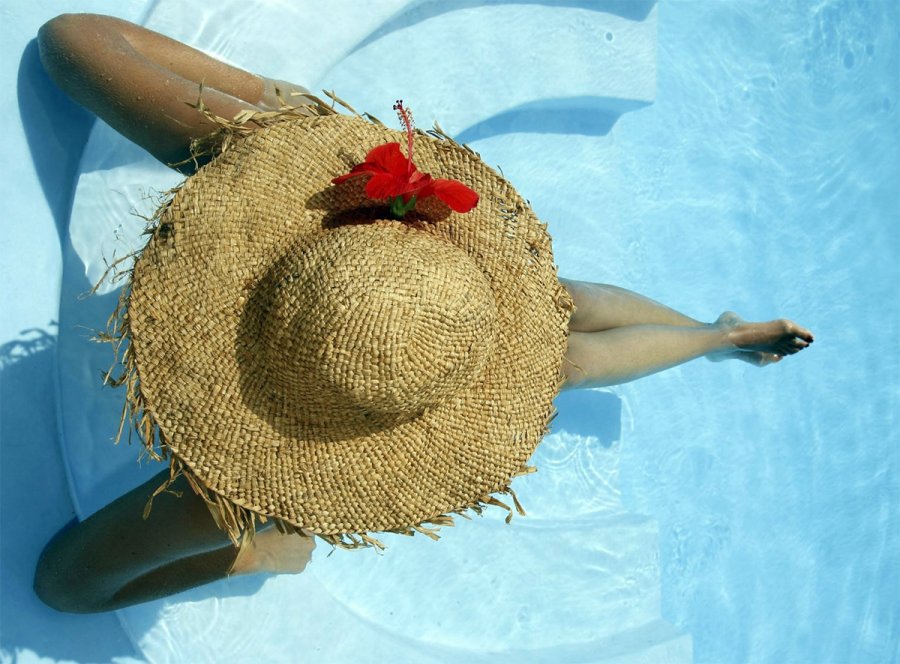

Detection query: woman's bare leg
xmin=38 ymin=14 xmax=313 ymax=172
xmin=561 ymin=278 xmax=703 ymax=332
xmin=559 ymin=278 xmax=809 ymax=367
xmin=34 ymin=468 xmax=314 ymax=613
xmin=561 ymin=312 xmax=814 ymax=390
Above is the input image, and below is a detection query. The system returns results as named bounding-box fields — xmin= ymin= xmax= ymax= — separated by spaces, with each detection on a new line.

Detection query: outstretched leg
xmin=561 ymin=278 xmax=703 ymax=331
xmin=561 ymin=313 xmax=814 ymax=390
xmin=560 ymin=277 xmax=807 ymax=367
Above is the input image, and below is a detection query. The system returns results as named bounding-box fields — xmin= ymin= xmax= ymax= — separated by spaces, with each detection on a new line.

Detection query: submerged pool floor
xmin=3 ymin=0 xmax=897 ymax=662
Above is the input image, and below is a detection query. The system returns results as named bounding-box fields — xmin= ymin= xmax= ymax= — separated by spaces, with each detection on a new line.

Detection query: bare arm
xmin=37 ymin=13 xmax=305 ymax=172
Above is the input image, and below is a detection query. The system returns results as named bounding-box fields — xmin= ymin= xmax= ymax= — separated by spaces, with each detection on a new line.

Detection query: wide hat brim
xmin=119 ymin=107 xmax=573 ymax=548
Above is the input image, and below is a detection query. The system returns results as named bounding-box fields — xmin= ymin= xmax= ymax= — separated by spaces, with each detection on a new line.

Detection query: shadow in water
xmin=0 ymin=333 xmax=139 ymax=662
xmin=3 ymin=38 xmax=138 ymax=663
xmin=7 ymin=40 xmax=268 ymax=661
xmin=18 ymin=39 xmax=97 ymax=242
xmin=552 ymin=388 xmax=622 ymax=447
xmin=456 ymin=96 xmax=649 ymax=143
xmin=0 ymin=331 xmax=272 ymax=661
xmin=350 ymin=0 xmax=657 ymax=55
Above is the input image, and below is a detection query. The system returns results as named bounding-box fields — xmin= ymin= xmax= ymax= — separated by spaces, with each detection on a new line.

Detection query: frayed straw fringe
xmin=93 ymin=85 xmax=573 ymax=552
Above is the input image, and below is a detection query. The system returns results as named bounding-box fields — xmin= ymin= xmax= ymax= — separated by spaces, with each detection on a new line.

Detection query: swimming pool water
xmin=2 ymin=1 xmax=897 ymax=662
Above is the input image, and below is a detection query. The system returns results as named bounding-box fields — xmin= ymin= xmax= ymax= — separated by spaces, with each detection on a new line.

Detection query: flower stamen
xmin=331 ymin=98 xmax=479 ymax=219
xmin=393 ymin=99 xmax=415 ymax=174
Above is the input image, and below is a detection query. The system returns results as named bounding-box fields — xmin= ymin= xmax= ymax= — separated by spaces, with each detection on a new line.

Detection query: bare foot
xmin=708 ymin=312 xmax=814 ymax=366
xmin=228 ymin=523 xmax=316 ymax=577
xmin=709 ymin=348 xmax=783 ymax=367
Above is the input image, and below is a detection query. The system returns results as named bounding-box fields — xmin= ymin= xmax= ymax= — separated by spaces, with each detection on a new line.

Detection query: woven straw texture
xmin=124 ymin=112 xmax=573 ymax=547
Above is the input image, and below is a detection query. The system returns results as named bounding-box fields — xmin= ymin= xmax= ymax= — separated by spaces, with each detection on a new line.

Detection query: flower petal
xmin=332 ymin=143 xmax=411 ymax=186
xmin=365 ymin=172 xmax=416 ymax=199
xmin=365 ymin=142 xmax=411 ymax=176
xmin=429 ymin=178 xmax=479 ymax=213
xmin=331 ymin=161 xmax=378 ymax=185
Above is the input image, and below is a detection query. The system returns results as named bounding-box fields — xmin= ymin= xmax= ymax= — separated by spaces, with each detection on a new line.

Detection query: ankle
xmin=706 ymin=319 xmax=739 ymax=355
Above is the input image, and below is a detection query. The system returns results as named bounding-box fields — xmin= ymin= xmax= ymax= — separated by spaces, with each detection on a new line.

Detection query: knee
xmin=33 ymin=526 xmax=107 ymax=614
xmin=38 ymin=14 xmax=84 ymax=59
xmin=33 ymin=534 xmax=79 ymax=612
xmin=38 ymin=14 xmax=90 ymax=85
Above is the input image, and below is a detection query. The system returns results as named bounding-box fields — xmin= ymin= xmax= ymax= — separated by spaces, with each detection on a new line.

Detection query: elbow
xmin=38 ymin=12 xmax=103 ymax=42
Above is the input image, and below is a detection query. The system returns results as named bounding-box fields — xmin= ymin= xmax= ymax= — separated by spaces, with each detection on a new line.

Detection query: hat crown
xmin=258 ymin=222 xmax=497 ymax=431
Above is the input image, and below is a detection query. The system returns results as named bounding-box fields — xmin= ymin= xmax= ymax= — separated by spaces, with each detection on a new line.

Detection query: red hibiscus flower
xmin=331 ymin=101 xmax=479 ymax=219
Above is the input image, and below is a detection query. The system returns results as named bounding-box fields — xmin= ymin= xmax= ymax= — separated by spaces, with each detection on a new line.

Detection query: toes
xmin=775 ymin=336 xmax=811 ymax=356
xmin=759 ymin=352 xmax=782 ymax=366
xmin=747 ymin=351 xmax=782 ymax=366
xmin=783 ymin=320 xmax=815 ymax=343
xmin=755 ymin=352 xmax=782 ymax=366
xmin=777 ymin=342 xmax=801 ymax=355
xmin=795 ymin=324 xmax=815 ymax=342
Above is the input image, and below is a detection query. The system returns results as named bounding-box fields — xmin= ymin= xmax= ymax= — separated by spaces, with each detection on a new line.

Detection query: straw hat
xmin=108 ymin=97 xmax=574 ymax=549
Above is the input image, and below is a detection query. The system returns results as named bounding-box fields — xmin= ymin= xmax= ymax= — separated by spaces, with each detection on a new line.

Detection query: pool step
xmin=125 ymin=480 xmax=691 ymax=662
xmin=324 ymin=1 xmax=659 ymax=140
xmin=64 ymin=2 xmax=674 ymax=661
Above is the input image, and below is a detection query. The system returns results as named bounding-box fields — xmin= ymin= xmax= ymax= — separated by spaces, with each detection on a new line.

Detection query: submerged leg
xmin=34 ymin=468 xmax=314 ymax=613
xmin=560 ymin=278 xmax=702 ymax=331
xmin=561 ymin=313 xmax=814 ymax=390
xmin=559 ymin=278 xmax=810 ymax=367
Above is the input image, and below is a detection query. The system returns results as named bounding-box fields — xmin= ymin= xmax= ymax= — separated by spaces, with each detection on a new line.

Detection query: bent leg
xmin=34 ymin=469 xmax=238 ymax=612
xmin=35 ymin=466 xmax=316 ymax=613
xmin=38 ymin=14 xmax=314 ymax=172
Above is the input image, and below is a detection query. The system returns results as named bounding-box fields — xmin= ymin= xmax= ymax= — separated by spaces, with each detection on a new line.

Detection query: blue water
xmin=610 ymin=4 xmax=899 ymax=661
xmin=2 ymin=1 xmax=897 ymax=662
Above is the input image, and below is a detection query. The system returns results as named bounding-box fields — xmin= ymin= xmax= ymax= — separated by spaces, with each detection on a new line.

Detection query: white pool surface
xmin=2 ymin=1 xmax=897 ymax=663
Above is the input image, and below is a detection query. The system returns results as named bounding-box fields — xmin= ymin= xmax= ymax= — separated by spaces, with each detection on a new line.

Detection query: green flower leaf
xmin=389 ymin=195 xmax=418 ymax=219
